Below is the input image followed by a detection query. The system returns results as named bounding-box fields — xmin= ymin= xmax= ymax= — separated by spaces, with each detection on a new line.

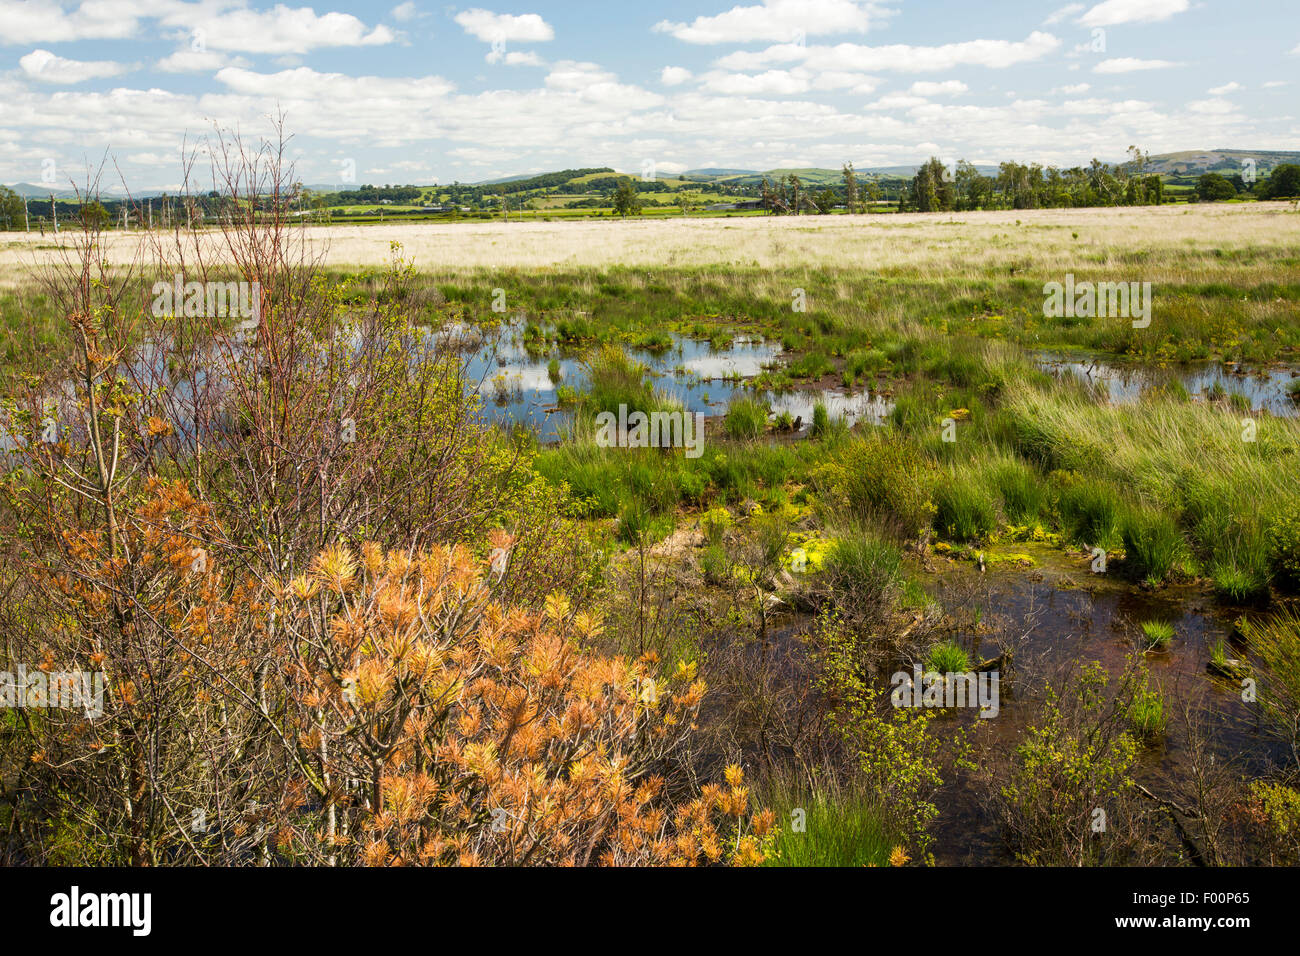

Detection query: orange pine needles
xmin=274 ymin=540 xmax=775 ymax=866
xmin=18 ymin=474 xmax=773 ymax=866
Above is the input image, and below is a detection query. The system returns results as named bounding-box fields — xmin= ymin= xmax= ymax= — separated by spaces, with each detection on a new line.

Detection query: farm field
xmin=4 ymin=200 xmax=1296 ymax=273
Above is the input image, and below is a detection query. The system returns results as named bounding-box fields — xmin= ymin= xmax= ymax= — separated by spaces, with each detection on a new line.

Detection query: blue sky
xmin=0 ymin=0 xmax=1296 ymax=191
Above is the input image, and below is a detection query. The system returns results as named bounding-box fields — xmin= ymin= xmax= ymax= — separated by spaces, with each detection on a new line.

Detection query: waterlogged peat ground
xmin=455 ymin=319 xmax=896 ymax=439
xmin=920 ymin=542 xmax=1286 ymax=865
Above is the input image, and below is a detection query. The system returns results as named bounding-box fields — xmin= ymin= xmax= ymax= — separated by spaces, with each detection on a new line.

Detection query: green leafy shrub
xmin=1247 ymin=781 xmax=1300 ymax=865
xmin=821 ymin=436 xmax=938 ymax=538
xmin=997 ymin=662 xmax=1141 ymax=865
xmin=1268 ymin=504 xmax=1300 ymax=593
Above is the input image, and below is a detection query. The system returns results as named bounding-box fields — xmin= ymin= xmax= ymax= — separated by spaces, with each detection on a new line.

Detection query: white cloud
xmin=454 ymin=8 xmax=554 ymax=43
xmin=1263 ymin=80 xmax=1289 ymax=88
xmin=214 ymin=64 xmax=452 ymax=100
xmin=717 ymin=31 xmax=1061 ymax=73
xmin=700 ymin=70 xmax=811 ymax=95
xmin=0 ymin=0 xmax=138 ymax=44
xmin=909 ymin=80 xmax=967 ymax=96
xmin=695 ymin=66 xmax=881 ymax=96
xmin=390 ymin=2 xmax=420 ymax=21
xmin=1187 ymin=97 xmax=1236 ymax=115
xmin=182 ymin=6 xmax=397 ymax=55
xmin=0 ymin=4 xmax=1284 ymax=189
xmin=124 ymin=151 xmax=184 ymax=168
xmin=864 ymin=93 xmax=928 ymax=110
xmin=1093 ymin=57 xmax=1182 ymax=73
xmin=0 ymin=68 xmax=1265 ymax=187
xmin=1059 ymin=97 xmax=1155 ymax=115
xmin=156 ymin=49 xmax=249 ymax=73
xmin=811 ymin=71 xmax=879 ymax=92
xmin=653 ymin=0 xmax=885 ymax=44
xmin=487 ymin=49 xmax=544 ymax=66
xmin=1207 ymin=82 xmax=1242 ymax=95
xmin=1078 ymin=0 xmax=1189 ymax=28
xmin=1044 ymin=4 xmax=1085 ymax=24
xmin=19 ymin=48 xmax=132 ymax=84
xmin=543 ymin=61 xmax=613 ymax=90
xmin=1291 ymin=41 xmax=1300 ymax=55
xmin=542 ymin=61 xmax=663 ymax=106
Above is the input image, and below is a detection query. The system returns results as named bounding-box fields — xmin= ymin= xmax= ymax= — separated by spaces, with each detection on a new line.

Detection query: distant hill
xmin=693 ymin=164 xmax=1000 ymax=187
xmin=864 ymin=163 xmax=999 ymax=177
xmin=12 ymin=150 xmax=1296 ymax=207
xmin=1144 ymin=149 xmax=1300 ymax=176
xmin=682 ymin=168 xmax=758 ymax=177
xmin=5 ymin=182 xmax=191 ymax=200
xmin=471 ymin=173 xmax=548 ymax=186
xmin=4 ymin=183 xmax=89 ymax=199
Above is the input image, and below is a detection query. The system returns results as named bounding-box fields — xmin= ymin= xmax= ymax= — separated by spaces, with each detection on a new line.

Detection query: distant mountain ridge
xmin=1143 ymin=149 xmax=1300 ymax=175
xmin=6 ymin=150 xmax=1296 ymax=202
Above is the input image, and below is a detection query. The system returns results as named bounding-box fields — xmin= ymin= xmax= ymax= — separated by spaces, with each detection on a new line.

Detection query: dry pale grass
xmin=1 ymin=202 xmax=1296 ymax=284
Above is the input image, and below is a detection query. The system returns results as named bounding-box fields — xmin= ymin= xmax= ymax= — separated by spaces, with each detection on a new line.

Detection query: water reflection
xmin=459 ymin=320 xmax=895 ymax=440
xmin=1036 ymin=350 xmax=1299 ymax=417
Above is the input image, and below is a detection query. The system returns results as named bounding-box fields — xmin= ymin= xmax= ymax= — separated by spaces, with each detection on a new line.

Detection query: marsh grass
xmin=8 ymin=205 xmax=1299 ymax=379
xmin=845 ymin=347 xmax=889 ymax=386
xmin=989 ymin=457 xmax=1047 ymax=523
xmin=788 ymin=351 xmax=834 ymax=380
xmin=1140 ymin=619 xmax=1175 ymax=649
xmin=1121 ymin=507 xmax=1189 ymax=585
xmin=764 ymin=793 xmax=899 ymax=867
xmin=810 ymin=401 xmax=829 ymax=437
xmin=722 ymin=395 xmax=769 ymax=441
xmin=577 ymin=344 xmax=667 ymax=418
xmin=1010 ymin=387 xmax=1299 ymax=584
xmin=934 ymin=473 xmax=997 ymax=542
xmin=821 ymin=434 xmax=938 ymax=539
xmin=926 ymin=640 xmax=972 ymax=673
xmin=1129 ymin=677 xmax=1168 ymax=741
xmin=1211 ymin=556 xmax=1272 ymax=604
xmin=1247 ymin=608 xmax=1300 ymax=750
xmin=1269 ymin=505 xmax=1300 ymax=593
xmin=821 ymin=526 xmax=905 ymax=611
xmin=1210 ymin=637 xmax=1230 ymax=670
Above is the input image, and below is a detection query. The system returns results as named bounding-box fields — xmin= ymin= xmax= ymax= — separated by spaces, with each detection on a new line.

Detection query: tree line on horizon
xmin=4 ymin=151 xmax=1297 ymax=229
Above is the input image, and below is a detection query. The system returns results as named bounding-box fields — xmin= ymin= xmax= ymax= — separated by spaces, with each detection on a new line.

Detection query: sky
xmin=0 ymin=0 xmax=1296 ymax=191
